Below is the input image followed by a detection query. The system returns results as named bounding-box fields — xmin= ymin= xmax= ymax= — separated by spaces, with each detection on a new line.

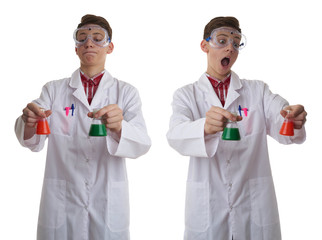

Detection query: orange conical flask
xmin=279 ymin=111 xmax=294 ymax=136
xmin=36 ymin=110 xmax=51 ymax=135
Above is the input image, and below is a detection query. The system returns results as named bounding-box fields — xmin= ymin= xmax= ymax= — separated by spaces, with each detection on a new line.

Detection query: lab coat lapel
xmin=69 ymin=69 xmax=91 ymax=111
xmin=198 ymin=73 xmax=223 ymax=108
xmin=69 ymin=69 xmax=115 ymax=111
xmin=198 ymin=72 xmax=242 ymax=109
xmin=224 ymin=72 xmax=242 ymax=109
xmin=90 ymin=71 xmax=114 ymax=107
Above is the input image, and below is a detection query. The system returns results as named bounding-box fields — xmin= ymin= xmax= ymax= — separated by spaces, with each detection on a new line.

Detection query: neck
xmin=207 ymin=66 xmax=231 ymax=81
xmin=206 ymin=70 xmax=231 ymax=82
xmin=80 ymin=65 xmax=105 ymax=78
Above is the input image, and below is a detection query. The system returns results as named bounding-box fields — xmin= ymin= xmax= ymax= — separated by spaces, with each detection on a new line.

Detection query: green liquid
xmin=222 ymin=128 xmax=241 ymax=141
xmin=89 ymin=124 xmax=107 ymax=137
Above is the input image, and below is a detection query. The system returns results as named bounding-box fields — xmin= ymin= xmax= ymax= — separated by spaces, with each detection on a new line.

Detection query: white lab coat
xmin=15 ymin=69 xmax=151 ymax=240
xmin=167 ymin=72 xmax=306 ymax=240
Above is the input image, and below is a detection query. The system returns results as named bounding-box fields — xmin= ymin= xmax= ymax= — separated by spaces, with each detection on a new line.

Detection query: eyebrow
xmin=77 ymin=32 xmax=104 ymax=40
xmin=217 ymin=33 xmax=241 ymax=40
xmin=217 ymin=33 xmax=229 ymax=37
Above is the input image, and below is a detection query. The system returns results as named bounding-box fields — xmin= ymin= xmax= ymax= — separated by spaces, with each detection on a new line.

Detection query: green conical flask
xmin=222 ymin=116 xmax=241 ymax=141
xmin=89 ymin=109 xmax=107 ymax=137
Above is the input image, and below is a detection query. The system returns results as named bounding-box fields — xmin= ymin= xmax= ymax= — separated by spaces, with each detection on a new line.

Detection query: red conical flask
xmin=36 ymin=110 xmax=51 ymax=135
xmin=279 ymin=110 xmax=294 ymax=136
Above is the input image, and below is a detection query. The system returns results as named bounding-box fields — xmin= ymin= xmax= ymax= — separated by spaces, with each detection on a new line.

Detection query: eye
xmin=78 ymin=37 xmax=86 ymax=43
xmin=218 ymin=39 xmax=226 ymax=45
xmin=93 ymin=34 xmax=104 ymax=42
xmin=233 ymin=39 xmax=242 ymax=47
xmin=77 ymin=33 xmax=87 ymax=42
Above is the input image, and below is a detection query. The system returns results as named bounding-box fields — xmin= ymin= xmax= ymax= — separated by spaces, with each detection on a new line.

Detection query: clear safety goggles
xmin=73 ymin=25 xmax=110 ymax=48
xmin=206 ymin=27 xmax=246 ymax=51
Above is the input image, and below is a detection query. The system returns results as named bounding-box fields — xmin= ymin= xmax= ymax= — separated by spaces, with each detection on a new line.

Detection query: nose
xmin=84 ymin=38 xmax=94 ymax=48
xmin=225 ymin=41 xmax=236 ymax=52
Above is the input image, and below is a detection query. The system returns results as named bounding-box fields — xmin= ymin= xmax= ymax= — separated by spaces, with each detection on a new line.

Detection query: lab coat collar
xmin=198 ymin=71 xmax=242 ymax=109
xmin=69 ymin=68 xmax=115 ymax=111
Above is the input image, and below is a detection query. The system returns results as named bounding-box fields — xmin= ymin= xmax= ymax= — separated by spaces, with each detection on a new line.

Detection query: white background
xmin=1 ymin=0 xmax=321 ymax=239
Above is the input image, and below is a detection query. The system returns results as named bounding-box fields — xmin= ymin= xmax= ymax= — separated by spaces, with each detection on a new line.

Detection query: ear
xmin=200 ymin=40 xmax=209 ymax=53
xmin=106 ymin=42 xmax=114 ymax=54
xmin=75 ymin=47 xmax=78 ymax=55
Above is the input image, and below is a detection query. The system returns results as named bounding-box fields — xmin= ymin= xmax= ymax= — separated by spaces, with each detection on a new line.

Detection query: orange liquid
xmin=36 ymin=119 xmax=51 ymax=135
xmin=279 ymin=120 xmax=294 ymax=136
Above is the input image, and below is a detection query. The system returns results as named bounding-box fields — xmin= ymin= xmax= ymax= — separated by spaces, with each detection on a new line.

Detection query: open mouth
xmin=221 ymin=57 xmax=230 ymax=67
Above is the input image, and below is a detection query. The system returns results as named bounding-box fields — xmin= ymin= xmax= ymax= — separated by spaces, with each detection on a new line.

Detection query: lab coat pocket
xmin=38 ymin=179 xmax=66 ymax=228
xmin=185 ymin=181 xmax=209 ymax=232
xmin=238 ymin=104 xmax=265 ymax=137
xmin=249 ymin=177 xmax=279 ymax=227
xmin=50 ymin=107 xmax=76 ymax=136
xmin=107 ymin=181 xmax=130 ymax=232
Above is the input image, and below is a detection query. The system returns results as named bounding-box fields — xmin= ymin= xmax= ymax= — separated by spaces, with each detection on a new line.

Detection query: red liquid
xmin=279 ymin=120 xmax=294 ymax=136
xmin=36 ymin=119 xmax=51 ymax=135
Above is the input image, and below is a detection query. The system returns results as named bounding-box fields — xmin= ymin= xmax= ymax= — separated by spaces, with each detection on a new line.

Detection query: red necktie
xmin=80 ymin=72 xmax=104 ymax=104
xmin=208 ymin=75 xmax=231 ymax=107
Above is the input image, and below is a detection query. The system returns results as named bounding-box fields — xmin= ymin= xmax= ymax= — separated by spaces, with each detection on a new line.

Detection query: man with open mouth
xmin=167 ymin=16 xmax=307 ymax=240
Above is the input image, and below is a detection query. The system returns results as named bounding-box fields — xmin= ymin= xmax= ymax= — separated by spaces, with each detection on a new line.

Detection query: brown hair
xmin=77 ymin=14 xmax=113 ymax=41
xmin=203 ymin=16 xmax=241 ymax=40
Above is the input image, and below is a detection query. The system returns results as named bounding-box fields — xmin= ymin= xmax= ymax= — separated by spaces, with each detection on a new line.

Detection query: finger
xmin=293 ymin=118 xmax=307 ymax=129
xmin=291 ymin=105 xmax=305 ymax=118
xmin=206 ymin=110 xmax=226 ymax=122
xmin=45 ymin=110 xmax=52 ymax=118
xmin=105 ymin=122 xmax=122 ymax=133
xmin=209 ymin=106 xmax=240 ymax=122
xmin=282 ymin=105 xmax=305 ymax=119
xmin=103 ymin=114 xmax=123 ymax=124
xmin=94 ymin=109 xmax=107 ymax=118
xmin=22 ymin=114 xmax=39 ymax=125
xmin=204 ymin=122 xmax=225 ymax=135
xmin=23 ymin=108 xmax=38 ymax=119
xmin=293 ymin=113 xmax=307 ymax=124
xmin=236 ymin=116 xmax=243 ymax=122
xmin=27 ymin=103 xmax=46 ymax=118
xmin=22 ymin=107 xmax=42 ymax=124
xmin=25 ymin=122 xmax=38 ymax=128
xmin=280 ymin=109 xmax=288 ymax=118
xmin=215 ymin=108 xmax=238 ymax=121
xmin=107 ymin=108 xmax=123 ymax=119
xmin=205 ymin=116 xmax=226 ymax=128
xmin=94 ymin=105 xmax=119 ymax=118
xmin=106 ymin=122 xmax=122 ymax=129
xmin=87 ymin=112 xmax=94 ymax=118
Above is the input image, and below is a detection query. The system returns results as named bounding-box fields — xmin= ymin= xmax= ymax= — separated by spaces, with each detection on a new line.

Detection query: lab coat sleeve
xmin=166 ymin=88 xmax=219 ymax=157
xmin=14 ymin=83 xmax=52 ymax=152
xmin=106 ymin=86 xmax=151 ymax=159
xmin=263 ymin=82 xmax=306 ymax=144
xmin=14 ymin=116 xmax=47 ymax=152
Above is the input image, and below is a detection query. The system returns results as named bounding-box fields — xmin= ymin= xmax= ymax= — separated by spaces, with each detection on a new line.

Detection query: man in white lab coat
xmin=167 ymin=17 xmax=307 ymax=240
xmin=15 ymin=14 xmax=151 ymax=240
